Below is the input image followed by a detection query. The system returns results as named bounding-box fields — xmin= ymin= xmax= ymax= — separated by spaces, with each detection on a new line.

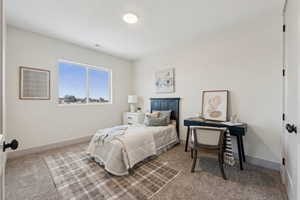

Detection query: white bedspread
xmin=86 ymin=124 xmax=178 ymax=176
xmin=114 ymin=126 xmax=157 ymax=169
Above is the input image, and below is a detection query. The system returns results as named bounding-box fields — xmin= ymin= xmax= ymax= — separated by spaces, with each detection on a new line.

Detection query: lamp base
xmin=130 ymin=104 xmax=136 ymax=112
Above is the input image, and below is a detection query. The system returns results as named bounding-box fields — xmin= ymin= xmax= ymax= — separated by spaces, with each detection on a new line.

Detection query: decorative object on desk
xmin=202 ymin=90 xmax=228 ymax=122
xmin=197 ymin=112 xmax=204 ymax=119
xmin=230 ymin=114 xmax=238 ymax=123
xmin=128 ymin=95 xmax=138 ymax=112
xmin=155 ymin=68 xmax=174 ymax=93
xmin=19 ymin=66 xmax=50 ymax=100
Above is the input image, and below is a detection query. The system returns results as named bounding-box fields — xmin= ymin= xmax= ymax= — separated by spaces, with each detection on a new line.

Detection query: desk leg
xmin=240 ymin=136 xmax=246 ymax=162
xmin=185 ymin=126 xmax=190 ymax=152
xmin=237 ymin=135 xmax=244 ymax=170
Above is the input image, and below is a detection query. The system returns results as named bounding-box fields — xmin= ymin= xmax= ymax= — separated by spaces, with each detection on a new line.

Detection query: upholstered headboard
xmin=150 ymin=98 xmax=180 ymax=139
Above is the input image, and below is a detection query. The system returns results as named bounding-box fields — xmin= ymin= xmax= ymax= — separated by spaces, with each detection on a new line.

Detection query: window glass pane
xmin=88 ymin=69 xmax=110 ymax=103
xmin=59 ymin=62 xmax=87 ymax=104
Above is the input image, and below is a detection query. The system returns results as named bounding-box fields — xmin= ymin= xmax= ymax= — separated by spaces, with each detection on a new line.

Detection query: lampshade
xmin=128 ymin=95 xmax=138 ymax=103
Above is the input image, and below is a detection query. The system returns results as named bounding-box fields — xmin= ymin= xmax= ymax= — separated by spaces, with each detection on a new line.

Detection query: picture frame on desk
xmin=201 ymin=90 xmax=228 ymax=122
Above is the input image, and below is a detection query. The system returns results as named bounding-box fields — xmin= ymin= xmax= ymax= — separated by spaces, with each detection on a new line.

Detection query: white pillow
xmin=153 ymin=110 xmax=172 ymax=124
xmin=145 ymin=111 xmax=160 ymax=118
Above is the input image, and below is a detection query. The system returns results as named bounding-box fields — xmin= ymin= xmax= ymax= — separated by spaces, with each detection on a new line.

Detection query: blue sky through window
xmin=89 ymin=69 xmax=109 ymax=100
xmin=59 ymin=61 xmax=110 ymax=102
xmin=59 ymin=62 xmax=86 ymax=99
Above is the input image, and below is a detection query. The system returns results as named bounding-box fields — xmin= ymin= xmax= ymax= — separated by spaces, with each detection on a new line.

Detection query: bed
xmin=87 ymin=98 xmax=180 ymax=176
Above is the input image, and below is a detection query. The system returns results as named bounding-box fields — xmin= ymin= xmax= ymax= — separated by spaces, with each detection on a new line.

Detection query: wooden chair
xmin=190 ymin=126 xmax=227 ymax=180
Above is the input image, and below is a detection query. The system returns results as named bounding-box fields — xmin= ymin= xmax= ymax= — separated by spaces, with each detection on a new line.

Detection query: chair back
xmin=191 ymin=126 xmax=226 ymax=148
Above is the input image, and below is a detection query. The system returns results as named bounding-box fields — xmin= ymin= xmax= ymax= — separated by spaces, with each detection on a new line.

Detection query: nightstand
xmin=123 ymin=112 xmax=145 ymax=125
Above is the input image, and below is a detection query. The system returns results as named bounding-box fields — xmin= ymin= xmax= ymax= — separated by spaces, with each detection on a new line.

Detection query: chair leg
xmin=218 ymin=153 xmax=227 ymax=180
xmin=191 ymin=149 xmax=198 ymax=173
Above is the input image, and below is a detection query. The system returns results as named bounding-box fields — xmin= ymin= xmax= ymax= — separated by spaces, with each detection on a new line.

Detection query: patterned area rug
xmin=44 ymin=151 xmax=180 ymax=200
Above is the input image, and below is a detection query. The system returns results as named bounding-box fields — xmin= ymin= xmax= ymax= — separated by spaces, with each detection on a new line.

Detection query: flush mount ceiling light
xmin=123 ymin=13 xmax=138 ymax=24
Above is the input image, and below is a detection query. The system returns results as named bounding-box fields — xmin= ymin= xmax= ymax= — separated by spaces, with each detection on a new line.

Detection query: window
xmin=58 ymin=61 xmax=111 ymax=104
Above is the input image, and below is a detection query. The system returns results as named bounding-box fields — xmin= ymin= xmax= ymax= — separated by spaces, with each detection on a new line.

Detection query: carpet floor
xmin=6 ymin=143 xmax=287 ymax=200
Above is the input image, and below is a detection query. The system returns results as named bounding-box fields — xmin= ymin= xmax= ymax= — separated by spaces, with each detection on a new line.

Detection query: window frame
xmin=57 ymin=59 xmax=112 ymax=106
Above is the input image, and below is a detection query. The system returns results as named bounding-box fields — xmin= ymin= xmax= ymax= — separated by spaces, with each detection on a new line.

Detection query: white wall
xmin=133 ymin=15 xmax=282 ymax=163
xmin=6 ymin=26 xmax=133 ymax=151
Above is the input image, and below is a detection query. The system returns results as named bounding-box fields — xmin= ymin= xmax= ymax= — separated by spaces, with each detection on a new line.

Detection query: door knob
xmin=286 ymin=123 xmax=297 ymax=134
xmin=3 ymin=139 xmax=19 ymax=152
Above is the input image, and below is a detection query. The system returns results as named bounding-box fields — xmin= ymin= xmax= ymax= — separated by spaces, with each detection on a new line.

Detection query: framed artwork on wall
xmin=202 ymin=90 xmax=228 ymax=122
xmin=19 ymin=66 xmax=50 ymax=100
xmin=155 ymin=68 xmax=175 ymax=93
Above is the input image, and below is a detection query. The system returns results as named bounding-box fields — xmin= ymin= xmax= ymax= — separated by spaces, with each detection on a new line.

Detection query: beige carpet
xmin=44 ymin=151 xmax=180 ymax=200
xmin=6 ymin=143 xmax=287 ymax=200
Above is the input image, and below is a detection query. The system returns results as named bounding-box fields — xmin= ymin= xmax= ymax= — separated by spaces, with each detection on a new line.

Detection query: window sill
xmin=57 ymin=102 xmax=113 ymax=107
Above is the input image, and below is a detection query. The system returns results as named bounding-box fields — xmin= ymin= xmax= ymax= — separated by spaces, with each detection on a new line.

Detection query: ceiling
xmin=6 ymin=0 xmax=283 ymax=60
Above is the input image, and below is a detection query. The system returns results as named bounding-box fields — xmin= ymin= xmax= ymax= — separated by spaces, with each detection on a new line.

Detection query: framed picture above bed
xmin=155 ymin=68 xmax=174 ymax=93
xmin=202 ymin=90 xmax=228 ymax=122
xmin=19 ymin=66 xmax=50 ymax=100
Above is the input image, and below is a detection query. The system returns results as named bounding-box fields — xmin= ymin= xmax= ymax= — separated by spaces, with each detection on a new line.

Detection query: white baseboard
xmin=7 ymin=135 xmax=93 ymax=160
xmin=240 ymin=154 xmax=281 ymax=171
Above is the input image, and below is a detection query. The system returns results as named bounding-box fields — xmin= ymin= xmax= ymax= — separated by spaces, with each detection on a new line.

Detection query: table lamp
xmin=128 ymin=95 xmax=138 ymax=112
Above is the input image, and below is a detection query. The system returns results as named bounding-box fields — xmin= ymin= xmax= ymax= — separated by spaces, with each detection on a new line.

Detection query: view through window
xmin=58 ymin=61 xmax=111 ymax=104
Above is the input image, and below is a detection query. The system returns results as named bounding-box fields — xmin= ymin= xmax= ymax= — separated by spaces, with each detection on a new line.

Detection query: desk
xmin=184 ymin=118 xmax=247 ymax=170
